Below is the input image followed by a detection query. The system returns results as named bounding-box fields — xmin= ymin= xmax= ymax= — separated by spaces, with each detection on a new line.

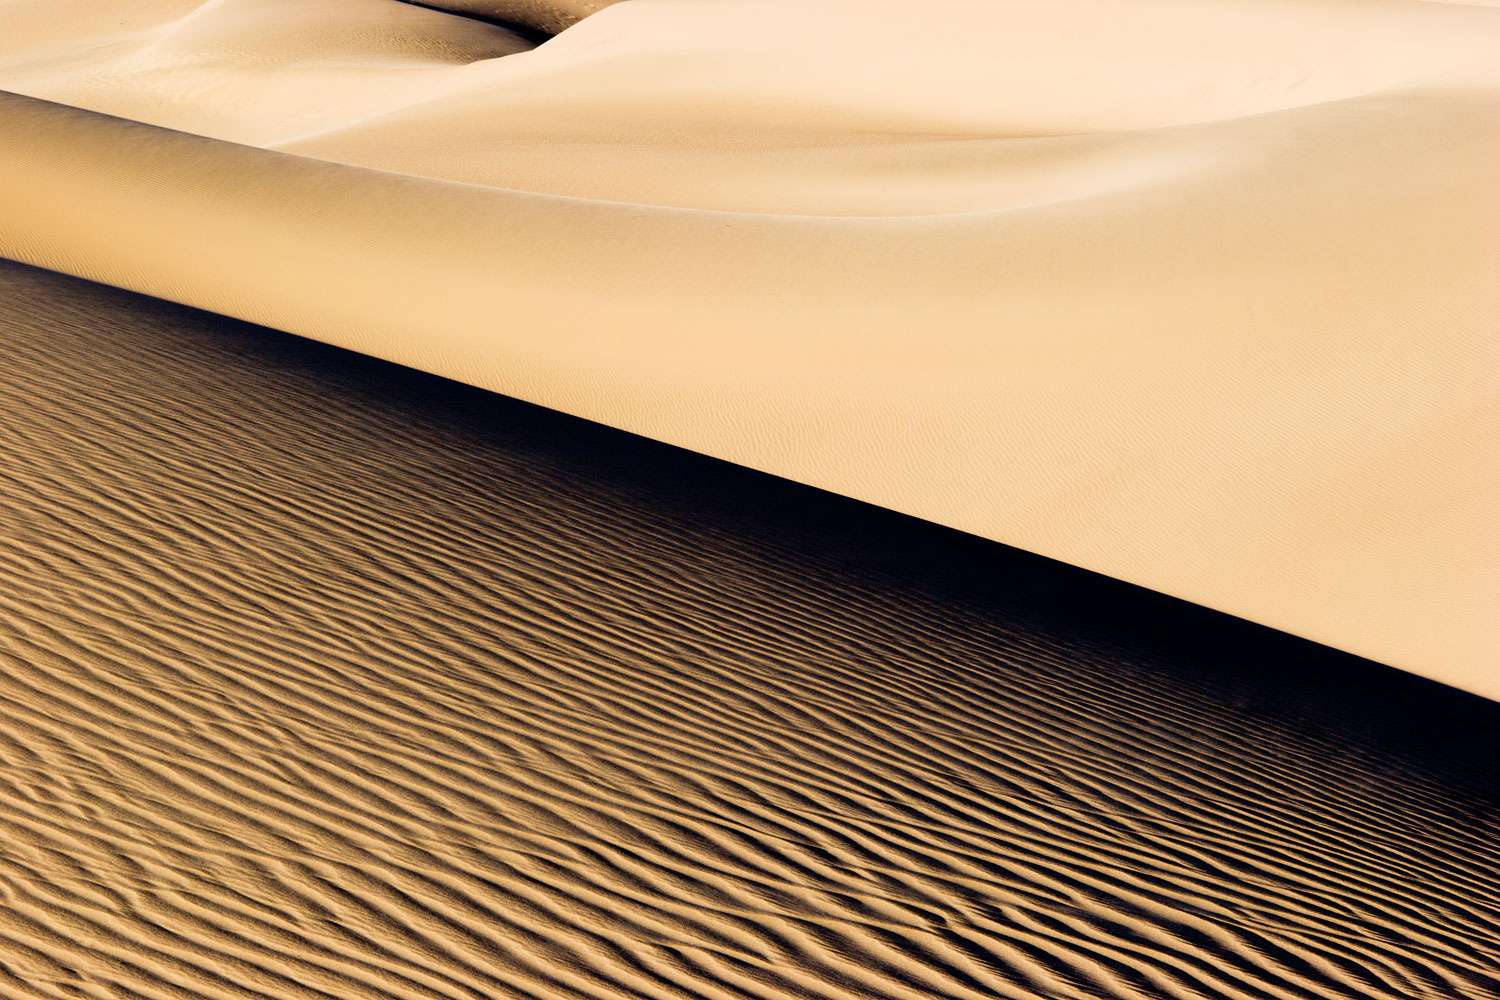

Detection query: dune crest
xmin=0 ymin=0 xmax=1497 ymax=696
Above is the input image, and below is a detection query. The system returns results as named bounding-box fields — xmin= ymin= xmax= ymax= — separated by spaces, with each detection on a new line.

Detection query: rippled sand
xmin=1 ymin=259 xmax=1497 ymax=999
xmin=1 ymin=0 xmax=1496 ymax=690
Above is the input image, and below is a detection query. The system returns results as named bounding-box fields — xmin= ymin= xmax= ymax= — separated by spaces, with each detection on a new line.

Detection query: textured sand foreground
xmin=2 ymin=259 xmax=1499 ymax=999
xmin=0 ymin=0 xmax=1496 ymax=693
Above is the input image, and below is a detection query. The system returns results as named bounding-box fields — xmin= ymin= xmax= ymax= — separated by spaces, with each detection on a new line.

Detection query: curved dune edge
xmin=0 ymin=0 xmax=1498 ymax=699
xmin=0 ymin=83 xmax=1497 ymax=698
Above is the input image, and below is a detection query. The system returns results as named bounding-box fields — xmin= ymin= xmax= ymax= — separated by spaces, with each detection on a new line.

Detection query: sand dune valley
xmin=1 ymin=1 xmax=1498 ymax=998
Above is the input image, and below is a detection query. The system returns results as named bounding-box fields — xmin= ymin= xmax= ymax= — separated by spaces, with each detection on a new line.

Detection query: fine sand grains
xmin=0 ymin=261 xmax=1497 ymax=1000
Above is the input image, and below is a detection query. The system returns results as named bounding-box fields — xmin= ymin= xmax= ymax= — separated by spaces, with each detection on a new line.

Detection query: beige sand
xmin=3 ymin=257 xmax=1499 ymax=1000
xmin=0 ymin=0 xmax=1496 ymax=696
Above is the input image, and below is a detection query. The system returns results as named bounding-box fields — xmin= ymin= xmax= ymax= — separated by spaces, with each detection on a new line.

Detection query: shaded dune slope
xmin=397 ymin=0 xmax=615 ymax=37
xmin=1 ymin=260 xmax=1497 ymax=999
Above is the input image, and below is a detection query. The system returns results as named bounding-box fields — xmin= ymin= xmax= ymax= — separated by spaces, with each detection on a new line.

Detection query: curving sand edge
xmin=0 ymin=0 xmax=1496 ymax=696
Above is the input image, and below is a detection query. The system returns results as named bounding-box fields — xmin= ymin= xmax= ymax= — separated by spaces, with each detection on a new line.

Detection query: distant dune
xmin=0 ymin=0 xmax=1496 ymax=693
xmin=402 ymin=0 xmax=619 ymax=36
xmin=2 ymin=258 xmax=1497 ymax=1000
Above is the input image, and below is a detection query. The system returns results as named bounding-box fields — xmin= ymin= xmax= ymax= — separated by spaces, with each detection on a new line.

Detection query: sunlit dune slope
xmin=0 ymin=0 xmax=1496 ymax=695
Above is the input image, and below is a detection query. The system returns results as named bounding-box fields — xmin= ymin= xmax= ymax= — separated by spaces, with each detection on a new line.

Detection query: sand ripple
xmin=1 ymin=260 xmax=1496 ymax=999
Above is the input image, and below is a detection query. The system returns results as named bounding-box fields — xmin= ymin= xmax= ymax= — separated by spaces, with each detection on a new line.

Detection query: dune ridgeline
xmin=0 ymin=0 xmax=1497 ymax=695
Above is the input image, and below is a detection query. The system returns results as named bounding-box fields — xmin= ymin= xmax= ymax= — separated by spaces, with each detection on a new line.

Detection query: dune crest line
xmin=0 ymin=0 xmax=1498 ymax=694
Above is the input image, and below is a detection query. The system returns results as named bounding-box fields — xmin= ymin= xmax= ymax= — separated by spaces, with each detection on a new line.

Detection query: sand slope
xmin=2 ymin=258 xmax=1498 ymax=1000
xmin=0 ymin=0 xmax=1497 ymax=695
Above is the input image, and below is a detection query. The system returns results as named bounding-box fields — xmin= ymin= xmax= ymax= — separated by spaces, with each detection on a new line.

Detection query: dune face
xmin=2 ymin=259 xmax=1499 ymax=999
xmin=0 ymin=0 xmax=1497 ymax=695
xmin=0 ymin=0 xmax=1496 ymax=695
xmin=3 ymin=3 xmax=1498 ymax=996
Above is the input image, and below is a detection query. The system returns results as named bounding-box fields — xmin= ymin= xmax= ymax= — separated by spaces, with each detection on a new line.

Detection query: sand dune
xmin=2 ymin=258 xmax=1498 ymax=999
xmin=401 ymin=0 xmax=619 ymax=36
xmin=0 ymin=0 xmax=1496 ymax=694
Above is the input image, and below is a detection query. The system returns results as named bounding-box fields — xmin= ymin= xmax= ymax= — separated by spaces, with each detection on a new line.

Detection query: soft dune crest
xmin=0 ymin=0 xmax=1496 ymax=696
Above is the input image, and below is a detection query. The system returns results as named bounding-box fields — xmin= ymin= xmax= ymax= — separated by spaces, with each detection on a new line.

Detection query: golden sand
xmin=0 ymin=1 xmax=1495 ymax=691
xmin=2 ymin=258 xmax=1498 ymax=999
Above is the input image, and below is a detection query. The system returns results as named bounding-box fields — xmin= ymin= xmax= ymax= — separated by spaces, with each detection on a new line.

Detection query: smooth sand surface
xmin=0 ymin=0 xmax=1496 ymax=695
xmin=2 ymin=258 xmax=1498 ymax=999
